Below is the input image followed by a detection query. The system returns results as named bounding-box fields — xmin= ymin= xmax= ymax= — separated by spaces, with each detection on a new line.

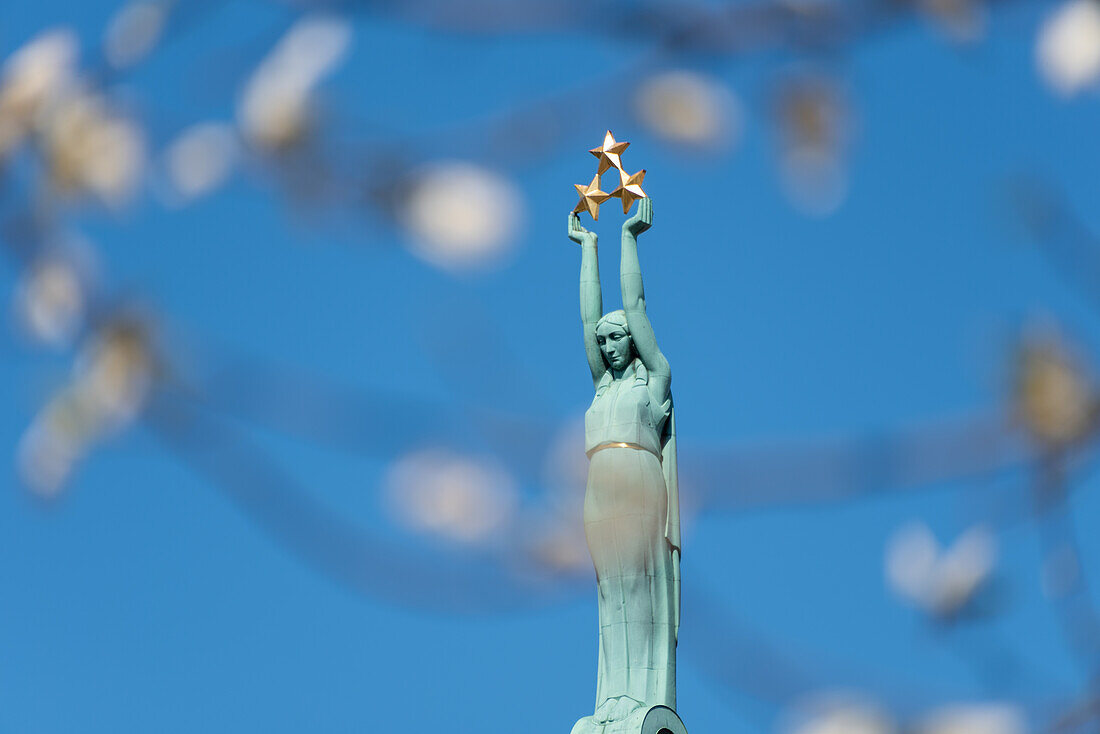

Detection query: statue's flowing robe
xmin=583 ymin=359 xmax=680 ymax=714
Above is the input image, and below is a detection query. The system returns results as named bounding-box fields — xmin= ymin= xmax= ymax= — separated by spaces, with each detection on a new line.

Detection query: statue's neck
xmin=608 ymin=359 xmax=635 ymax=381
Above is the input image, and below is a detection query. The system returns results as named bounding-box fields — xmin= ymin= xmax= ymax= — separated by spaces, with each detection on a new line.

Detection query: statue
xmin=567 ymin=159 xmax=687 ymax=734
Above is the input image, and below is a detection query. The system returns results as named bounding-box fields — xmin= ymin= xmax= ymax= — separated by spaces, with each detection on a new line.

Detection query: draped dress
xmin=583 ymin=357 xmax=677 ymax=716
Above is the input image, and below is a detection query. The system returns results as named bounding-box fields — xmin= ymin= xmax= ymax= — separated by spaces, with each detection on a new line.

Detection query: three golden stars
xmin=572 ymin=130 xmax=648 ymax=220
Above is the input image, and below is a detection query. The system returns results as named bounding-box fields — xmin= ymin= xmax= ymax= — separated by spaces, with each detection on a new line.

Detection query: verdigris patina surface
xmin=568 ymin=193 xmax=687 ymax=734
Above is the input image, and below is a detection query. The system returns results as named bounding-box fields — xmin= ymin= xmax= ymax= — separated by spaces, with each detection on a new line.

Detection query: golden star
xmin=589 ymin=130 xmax=630 ymax=176
xmin=609 ymin=168 xmax=647 ymax=214
xmin=573 ymin=173 xmax=611 ymax=220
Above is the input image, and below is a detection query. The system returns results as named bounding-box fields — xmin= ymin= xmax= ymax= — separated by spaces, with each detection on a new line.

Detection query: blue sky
xmin=2 ymin=1 xmax=1099 ymax=733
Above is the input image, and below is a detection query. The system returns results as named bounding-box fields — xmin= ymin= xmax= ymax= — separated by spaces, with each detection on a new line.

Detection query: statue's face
xmin=596 ymin=322 xmax=633 ymax=370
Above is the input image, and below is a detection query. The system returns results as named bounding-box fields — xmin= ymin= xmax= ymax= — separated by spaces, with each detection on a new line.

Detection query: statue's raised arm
xmin=619 ymin=197 xmax=671 ymax=402
xmin=570 ymin=212 xmax=607 ymax=386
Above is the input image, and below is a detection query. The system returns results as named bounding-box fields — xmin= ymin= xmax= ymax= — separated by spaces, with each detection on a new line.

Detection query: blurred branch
xmin=1033 ymin=456 xmax=1100 ymax=684
xmin=1011 ymin=177 xmax=1100 ymax=312
xmin=145 ymin=383 xmax=573 ymax=614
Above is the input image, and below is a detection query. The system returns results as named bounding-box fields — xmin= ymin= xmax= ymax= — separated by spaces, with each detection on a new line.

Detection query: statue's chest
xmin=585 ymin=377 xmax=652 ymax=436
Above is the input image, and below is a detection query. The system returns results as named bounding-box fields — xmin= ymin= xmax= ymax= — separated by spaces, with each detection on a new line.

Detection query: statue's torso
xmin=585 ymin=361 xmax=668 ymax=456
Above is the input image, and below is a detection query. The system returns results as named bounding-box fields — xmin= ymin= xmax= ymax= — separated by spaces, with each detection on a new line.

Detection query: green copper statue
xmin=568 ymin=197 xmax=687 ymax=734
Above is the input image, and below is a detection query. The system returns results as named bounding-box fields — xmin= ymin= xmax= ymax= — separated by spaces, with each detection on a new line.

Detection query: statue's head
xmin=595 ymin=310 xmax=634 ymax=371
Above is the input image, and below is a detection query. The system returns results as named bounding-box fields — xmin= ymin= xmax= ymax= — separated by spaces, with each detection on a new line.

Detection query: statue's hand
xmin=568 ymin=212 xmax=597 ymax=246
xmin=624 ymin=196 xmax=652 ymax=237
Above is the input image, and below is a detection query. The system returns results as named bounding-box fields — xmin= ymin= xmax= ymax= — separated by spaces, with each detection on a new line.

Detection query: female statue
xmin=568 ymin=197 xmax=683 ymax=734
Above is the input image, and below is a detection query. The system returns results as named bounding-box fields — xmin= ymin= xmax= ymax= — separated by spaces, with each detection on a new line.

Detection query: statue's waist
xmin=585 ymin=420 xmax=661 ymax=456
xmin=586 ymin=440 xmax=661 ymax=460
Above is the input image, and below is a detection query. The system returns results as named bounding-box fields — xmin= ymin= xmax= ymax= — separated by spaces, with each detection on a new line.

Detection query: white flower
xmin=1037 ymin=0 xmax=1100 ymax=96
xmin=917 ymin=704 xmax=1026 ymax=734
xmin=780 ymin=146 xmax=848 ymax=217
xmin=774 ymin=77 xmax=851 ymax=216
xmin=886 ymin=522 xmax=996 ymax=617
xmin=104 ymin=1 xmax=167 ymax=69
xmin=636 ymin=71 xmax=742 ymax=148
xmin=17 ymin=321 xmax=153 ymax=495
xmin=40 ymin=89 xmax=145 ymax=206
xmin=386 ymin=448 xmax=518 ymax=544
xmin=401 ymin=162 xmax=522 ymax=270
xmin=163 ymin=122 xmax=238 ymax=201
xmin=1015 ymin=337 xmax=1093 ymax=447
xmin=0 ymin=28 xmax=78 ymax=154
xmin=237 ymin=15 xmax=352 ymax=149
xmin=14 ymin=257 xmax=85 ymax=347
xmin=785 ymin=694 xmax=896 ymax=734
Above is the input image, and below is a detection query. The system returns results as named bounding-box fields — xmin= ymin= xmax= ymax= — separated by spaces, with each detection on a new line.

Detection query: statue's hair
xmin=595 ymin=309 xmax=630 ymax=335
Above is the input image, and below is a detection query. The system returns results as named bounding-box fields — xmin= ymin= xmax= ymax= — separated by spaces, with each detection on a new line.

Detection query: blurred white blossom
xmin=401 ymin=162 xmax=523 ymax=270
xmin=238 ymin=15 xmax=352 ymax=149
xmin=162 ymin=122 xmax=239 ymax=202
xmin=76 ymin=324 xmax=154 ymax=427
xmin=0 ymin=29 xmax=145 ymax=204
xmin=527 ymin=517 xmax=590 ymax=574
xmin=780 ymin=146 xmax=849 ymax=217
xmin=386 ymin=448 xmax=518 ymax=544
xmin=916 ymin=704 xmax=1027 ymax=734
xmin=104 ymin=1 xmax=167 ymax=69
xmin=14 ymin=257 xmax=86 ymax=347
xmin=1036 ymin=0 xmax=1100 ymax=96
xmin=886 ymin=522 xmax=996 ymax=617
xmin=40 ymin=89 xmax=145 ymax=206
xmin=17 ymin=413 xmax=82 ymax=495
xmin=18 ymin=321 xmax=154 ymax=496
xmin=775 ymin=76 xmax=851 ymax=216
xmin=784 ymin=694 xmax=896 ymax=734
xmin=0 ymin=28 xmax=78 ymax=155
xmin=636 ymin=70 xmax=742 ymax=149
xmin=1015 ymin=336 xmax=1093 ymax=448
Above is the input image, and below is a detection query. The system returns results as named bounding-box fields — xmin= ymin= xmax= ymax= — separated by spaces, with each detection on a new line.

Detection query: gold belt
xmin=586 ymin=441 xmax=660 ymax=459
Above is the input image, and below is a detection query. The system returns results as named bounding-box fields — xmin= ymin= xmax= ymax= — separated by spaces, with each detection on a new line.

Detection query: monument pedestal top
xmin=571 ymin=705 xmax=688 ymax=734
